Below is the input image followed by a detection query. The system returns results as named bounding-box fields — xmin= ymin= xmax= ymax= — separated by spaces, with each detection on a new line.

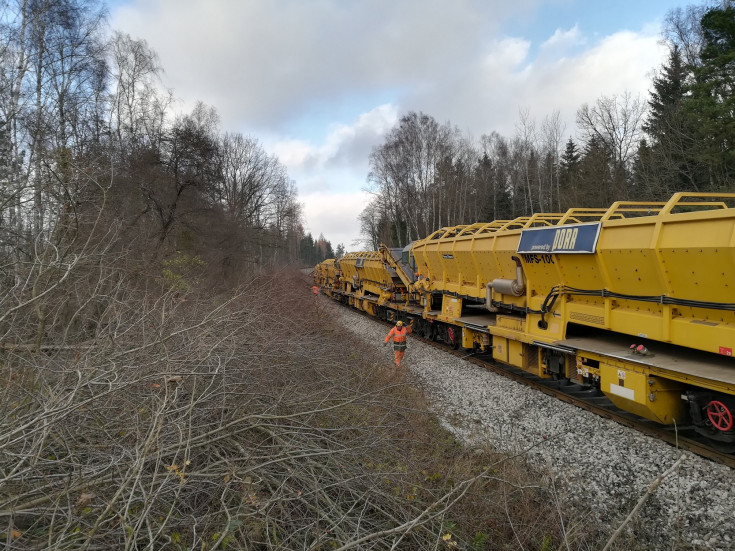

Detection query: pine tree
xmin=644 ymin=45 xmax=688 ymax=140
xmin=560 ymin=138 xmax=581 ymax=173
xmin=684 ymin=5 xmax=735 ymax=187
xmin=639 ymin=45 xmax=696 ymax=197
xmin=576 ymin=136 xmax=615 ymax=207
xmin=558 ymin=138 xmax=582 ymax=208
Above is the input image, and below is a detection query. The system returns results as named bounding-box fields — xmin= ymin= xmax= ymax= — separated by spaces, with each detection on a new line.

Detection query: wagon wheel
xmin=705 ymin=400 xmax=734 ymax=432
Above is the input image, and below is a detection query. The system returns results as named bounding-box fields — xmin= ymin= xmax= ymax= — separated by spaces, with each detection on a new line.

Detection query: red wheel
xmin=705 ymin=400 xmax=734 ymax=431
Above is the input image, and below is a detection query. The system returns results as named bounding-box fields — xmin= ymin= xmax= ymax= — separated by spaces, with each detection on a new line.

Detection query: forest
xmin=361 ymin=2 xmax=735 ymax=249
xmin=0 ymin=0 xmax=333 ymax=283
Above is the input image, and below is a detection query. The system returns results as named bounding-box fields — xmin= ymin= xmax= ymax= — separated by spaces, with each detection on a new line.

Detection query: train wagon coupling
xmin=313 ymin=192 xmax=735 ymax=462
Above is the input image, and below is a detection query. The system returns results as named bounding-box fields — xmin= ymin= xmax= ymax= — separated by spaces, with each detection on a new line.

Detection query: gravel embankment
xmin=326 ymin=300 xmax=735 ymax=551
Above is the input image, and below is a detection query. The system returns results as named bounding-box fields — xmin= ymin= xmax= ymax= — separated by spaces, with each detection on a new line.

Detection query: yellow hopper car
xmin=316 ymin=193 xmax=735 ymax=445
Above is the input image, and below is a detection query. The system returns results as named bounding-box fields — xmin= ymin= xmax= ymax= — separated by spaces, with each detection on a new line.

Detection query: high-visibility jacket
xmin=385 ymin=326 xmax=412 ymax=350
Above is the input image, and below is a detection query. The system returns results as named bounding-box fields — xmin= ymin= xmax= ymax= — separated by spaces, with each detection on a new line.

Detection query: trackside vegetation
xmin=2 ymin=267 xmax=642 ymax=549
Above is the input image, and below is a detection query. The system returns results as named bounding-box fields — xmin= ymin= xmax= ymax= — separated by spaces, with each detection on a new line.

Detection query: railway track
xmin=361 ymin=309 xmax=735 ymax=469
xmin=330 ymin=296 xmax=735 ymax=549
xmin=419 ymin=336 xmax=735 ymax=468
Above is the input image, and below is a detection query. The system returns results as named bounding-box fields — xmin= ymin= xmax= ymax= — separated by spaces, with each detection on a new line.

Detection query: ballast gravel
xmin=326 ymin=301 xmax=735 ymax=551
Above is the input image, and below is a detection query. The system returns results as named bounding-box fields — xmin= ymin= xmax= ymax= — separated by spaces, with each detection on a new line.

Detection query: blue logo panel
xmin=517 ymin=223 xmax=601 ymax=254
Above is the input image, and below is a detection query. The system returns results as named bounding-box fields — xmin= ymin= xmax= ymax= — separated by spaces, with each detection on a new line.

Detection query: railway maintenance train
xmin=314 ymin=192 xmax=735 ymax=447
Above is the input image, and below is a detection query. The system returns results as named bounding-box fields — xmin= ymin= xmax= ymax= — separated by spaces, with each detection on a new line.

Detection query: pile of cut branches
xmin=1 ymin=269 xmax=573 ymax=550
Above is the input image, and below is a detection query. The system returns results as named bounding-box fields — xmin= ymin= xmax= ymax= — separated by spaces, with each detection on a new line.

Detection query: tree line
xmin=361 ymin=1 xmax=735 ymax=249
xmin=0 ymin=0 xmax=334 ymax=294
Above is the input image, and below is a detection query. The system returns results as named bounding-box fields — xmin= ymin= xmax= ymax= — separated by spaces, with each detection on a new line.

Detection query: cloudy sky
xmin=110 ymin=0 xmax=681 ymax=250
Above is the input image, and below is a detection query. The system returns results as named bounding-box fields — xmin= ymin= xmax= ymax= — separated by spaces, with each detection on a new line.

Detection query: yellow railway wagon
xmin=314 ymin=258 xmax=336 ymax=288
xmin=519 ymin=194 xmax=735 ymax=354
xmin=315 ymin=193 xmax=735 ymax=445
xmin=337 ymin=251 xmax=394 ymax=314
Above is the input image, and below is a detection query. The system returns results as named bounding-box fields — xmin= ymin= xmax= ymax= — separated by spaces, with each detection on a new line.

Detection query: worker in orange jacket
xmin=312 ymin=285 xmax=319 ymax=296
xmin=384 ymin=320 xmax=413 ymax=368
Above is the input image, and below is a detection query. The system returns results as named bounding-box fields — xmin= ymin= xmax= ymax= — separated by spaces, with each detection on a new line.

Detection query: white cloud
xmin=301 ymin=190 xmax=373 ymax=251
xmin=271 ymin=104 xmax=398 ymax=192
xmin=525 ymin=29 xmax=665 ymax=134
xmin=323 ymin=105 xmax=399 ymax=167
xmin=110 ymin=1 xmax=567 ymax=134
xmin=483 ymin=37 xmax=533 ymax=73
xmin=265 ymin=105 xmax=397 ymax=248
xmin=110 ymin=0 xmax=669 ymax=247
xmin=404 ymin=26 xmax=665 ymax=140
xmin=111 ymin=1 xmax=666 ymax=143
xmin=540 ymin=25 xmax=585 ymax=51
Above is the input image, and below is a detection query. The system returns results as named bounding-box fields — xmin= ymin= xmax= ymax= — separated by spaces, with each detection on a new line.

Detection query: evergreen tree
xmin=646 ymin=44 xmax=688 ymax=173
xmin=632 ymin=138 xmax=661 ymax=199
xmin=639 ymin=45 xmax=697 ymax=197
xmin=559 ymin=138 xmax=582 ymax=208
xmin=576 ymin=136 xmax=614 ymax=207
xmin=645 ymin=45 xmax=688 ymax=140
xmin=475 ymin=152 xmax=512 ymax=221
xmin=299 ymin=232 xmax=315 ymax=265
xmin=684 ymin=5 xmax=735 ymax=187
xmin=560 ymin=138 xmax=581 ymax=173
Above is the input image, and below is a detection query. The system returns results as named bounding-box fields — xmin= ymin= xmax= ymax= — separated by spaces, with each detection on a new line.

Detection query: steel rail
xmin=423 ymin=336 xmax=735 ymax=469
xmin=356 ymin=305 xmax=735 ymax=469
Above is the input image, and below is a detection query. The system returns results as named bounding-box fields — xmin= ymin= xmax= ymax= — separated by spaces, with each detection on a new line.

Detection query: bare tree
xmin=541 ymin=111 xmax=565 ymax=211
xmin=108 ymin=31 xmax=172 ymax=150
xmin=515 ymin=108 xmax=538 ymax=214
xmin=368 ymin=112 xmax=455 ymax=244
xmin=216 ymin=132 xmax=288 ymax=229
xmin=358 ymin=197 xmax=392 ymax=249
xmin=577 ymin=93 xmax=646 ymax=169
xmin=576 ymin=92 xmax=646 ymax=202
xmin=663 ymin=4 xmax=710 ymax=69
xmin=479 ymin=131 xmax=515 ymax=219
xmin=0 ymin=0 xmax=108 ymax=295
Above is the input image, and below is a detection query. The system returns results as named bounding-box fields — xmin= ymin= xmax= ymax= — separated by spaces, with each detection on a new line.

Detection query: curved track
xmin=462 ymin=350 xmax=735 ymax=468
xmin=374 ymin=313 xmax=735 ymax=469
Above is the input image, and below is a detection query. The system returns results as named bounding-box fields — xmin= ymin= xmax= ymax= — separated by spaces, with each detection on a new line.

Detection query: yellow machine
xmin=313 ymin=258 xmax=337 ymax=289
xmin=337 ymin=251 xmax=394 ymax=314
xmin=316 ymin=193 xmax=735 ymax=444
